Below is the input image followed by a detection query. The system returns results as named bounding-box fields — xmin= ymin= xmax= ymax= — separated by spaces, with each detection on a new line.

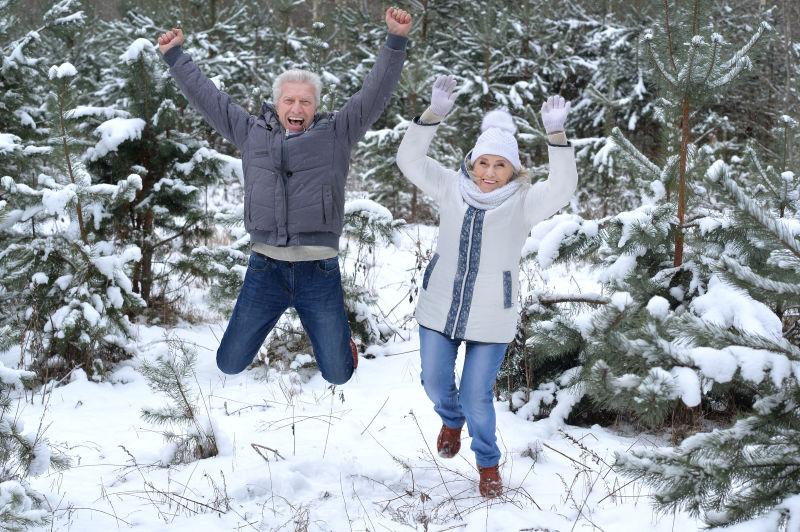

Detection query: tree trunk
xmin=674 ymin=95 xmax=690 ymax=267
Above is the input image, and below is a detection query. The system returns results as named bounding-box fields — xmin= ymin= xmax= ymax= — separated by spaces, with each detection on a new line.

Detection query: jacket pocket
xmin=322 ymin=184 xmax=333 ymax=225
xmin=503 ymin=271 xmax=512 ymax=309
xmin=422 ymin=253 xmax=440 ymax=290
xmin=250 ymin=171 xmax=277 ymax=230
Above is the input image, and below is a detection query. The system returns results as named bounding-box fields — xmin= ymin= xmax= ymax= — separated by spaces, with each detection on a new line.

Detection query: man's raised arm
xmin=158 ymin=27 xmax=251 ymax=150
xmin=334 ymin=7 xmax=412 ymax=146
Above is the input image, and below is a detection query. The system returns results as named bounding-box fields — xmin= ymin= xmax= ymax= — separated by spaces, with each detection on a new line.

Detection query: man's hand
xmin=385 ymin=7 xmax=412 ymax=37
xmin=430 ymin=74 xmax=457 ymax=116
xmin=157 ymin=27 xmax=185 ymax=55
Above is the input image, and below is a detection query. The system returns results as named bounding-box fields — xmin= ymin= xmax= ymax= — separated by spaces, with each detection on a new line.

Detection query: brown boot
xmin=478 ymin=465 xmax=502 ymax=498
xmin=350 ymin=338 xmax=358 ymax=370
xmin=436 ymin=424 xmax=462 ymax=458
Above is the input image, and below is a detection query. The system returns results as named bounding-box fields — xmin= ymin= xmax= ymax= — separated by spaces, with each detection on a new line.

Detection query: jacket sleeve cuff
xmin=418 ymin=107 xmax=444 ymax=125
xmin=162 ymin=45 xmax=183 ymax=67
xmin=547 ymin=131 xmax=569 ymax=146
xmin=385 ymin=33 xmax=409 ymax=51
xmin=547 ymin=140 xmax=573 ymax=147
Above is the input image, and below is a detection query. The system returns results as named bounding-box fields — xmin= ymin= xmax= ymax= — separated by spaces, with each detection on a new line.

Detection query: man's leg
xmin=293 ymin=257 xmax=353 ymax=385
xmin=458 ymin=341 xmax=507 ymax=467
xmin=216 ymin=252 xmax=290 ymax=374
xmin=418 ymin=325 xmax=465 ymax=430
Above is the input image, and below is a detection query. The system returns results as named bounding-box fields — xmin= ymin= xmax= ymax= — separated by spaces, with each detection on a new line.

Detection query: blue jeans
xmin=418 ymin=325 xmax=507 ymax=467
xmin=216 ymin=252 xmax=353 ymax=384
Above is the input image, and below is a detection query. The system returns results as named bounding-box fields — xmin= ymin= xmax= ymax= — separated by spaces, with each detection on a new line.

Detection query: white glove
xmin=430 ymin=74 xmax=457 ymax=116
xmin=540 ymin=95 xmax=571 ymax=134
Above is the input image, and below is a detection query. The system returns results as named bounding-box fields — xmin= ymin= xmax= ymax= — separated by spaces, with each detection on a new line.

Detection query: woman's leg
xmin=459 ymin=341 xmax=507 ymax=467
xmin=418 ymin=325 xmax=465 ymax=430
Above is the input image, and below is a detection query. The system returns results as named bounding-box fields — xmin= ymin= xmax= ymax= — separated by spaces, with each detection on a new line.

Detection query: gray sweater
xmin=163 ymin=35 xmax=407 ymax=257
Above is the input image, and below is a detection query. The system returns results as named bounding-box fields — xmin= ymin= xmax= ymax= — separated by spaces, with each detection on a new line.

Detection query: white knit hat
xmin=469 ymin=108 xmax=520 ymax=170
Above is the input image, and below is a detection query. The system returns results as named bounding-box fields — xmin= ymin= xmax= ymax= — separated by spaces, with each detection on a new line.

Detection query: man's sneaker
xmin=478 ymin=465 xmax=502 ymax=498
xmin=436 ymin=424 xmax=462 ymax=458
xmin=350 ymin=338 xmax=358 ymax=370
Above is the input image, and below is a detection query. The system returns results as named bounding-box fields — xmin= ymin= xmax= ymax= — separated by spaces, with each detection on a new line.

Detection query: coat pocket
xmin=503 ymin=270 xmax=512 ymax=309
xmin=422 ymin=253 xmax=440 ymax=290
xmin=322 ymin=184 xmax=333 ymax=225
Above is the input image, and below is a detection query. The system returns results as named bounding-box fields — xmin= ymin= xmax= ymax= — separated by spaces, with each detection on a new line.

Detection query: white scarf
xmin=458 ymin=160 xmax=521 ymax=210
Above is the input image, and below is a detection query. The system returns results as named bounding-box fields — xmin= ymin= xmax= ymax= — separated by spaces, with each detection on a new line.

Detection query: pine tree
xmin=140 ymin=338 xmax=221 ymax=465
xmin=0 ymin=61 xmax=143 ymax=379
xmin=83 ymin=34 xmax=233 ymax=317
xmin=507 ymin=3 xmax=773 ymax=429
xmin=340 ymin=198 xmax=405 ymax=346
xmin=615 ymin=132 xmax=800 ymax=527
xmin=0 ymin=362 xmax=69 ymax=530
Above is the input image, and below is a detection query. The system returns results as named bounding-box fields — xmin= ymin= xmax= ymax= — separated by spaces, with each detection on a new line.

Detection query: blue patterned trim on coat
xmin=443 ymin=207 xmax=477 ymax=337
xmin=453 ymin=208 xmax=485 ymax=338
xmin=422 ymin=253 xmax=439 ymax=290
xmin=503 ymin=270 xmax=512 ymax=309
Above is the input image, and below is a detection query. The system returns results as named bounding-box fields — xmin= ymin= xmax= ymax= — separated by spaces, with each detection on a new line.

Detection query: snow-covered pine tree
xmin=0 ymin=61 xmax=143 ymax=379
xmin=83 ymin=36 xmax=235 ymax=319
xmin=615 ymin=131 xmax=800 ymax=528
xmin=507 ymin=2 xmax=772 ymax=429
xmin=140 ymin=338 xmax=223 ymax=465
xmin=0 ymin=362 xmax=69 ymax=530
xmin=340 ymin=198 xmax=405 ymax=346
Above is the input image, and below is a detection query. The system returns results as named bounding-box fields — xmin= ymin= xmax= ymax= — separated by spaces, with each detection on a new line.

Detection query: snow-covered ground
xmin=7 ymin=224 xmax=715 ymax=531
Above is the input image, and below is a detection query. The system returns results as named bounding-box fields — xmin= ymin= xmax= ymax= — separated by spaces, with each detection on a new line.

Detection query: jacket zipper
xmin=451 ymin=208 xmax=477 ymax=339
xmin=280 ymin=135 xmax=289 ymax=244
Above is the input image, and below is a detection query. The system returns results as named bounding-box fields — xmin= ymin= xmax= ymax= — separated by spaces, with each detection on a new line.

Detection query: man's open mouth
xmin=287 ymin=117 xmax=305 ymax=128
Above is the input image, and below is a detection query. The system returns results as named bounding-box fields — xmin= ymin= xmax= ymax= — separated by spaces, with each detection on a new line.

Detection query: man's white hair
xmin=272 ymin=69 xmax=323 ymax=107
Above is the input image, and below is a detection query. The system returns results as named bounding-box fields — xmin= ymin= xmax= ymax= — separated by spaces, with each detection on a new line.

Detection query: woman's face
xmin=472 ymin=154 xmax=514 ymax=193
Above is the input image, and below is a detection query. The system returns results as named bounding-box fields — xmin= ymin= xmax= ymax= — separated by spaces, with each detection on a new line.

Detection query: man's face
xmin=276 ymin=81 xmax=317 ymax=133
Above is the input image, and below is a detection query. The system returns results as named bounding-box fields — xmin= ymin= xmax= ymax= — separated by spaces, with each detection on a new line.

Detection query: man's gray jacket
xmin=162 ymin=35 xmax=407 ymax=249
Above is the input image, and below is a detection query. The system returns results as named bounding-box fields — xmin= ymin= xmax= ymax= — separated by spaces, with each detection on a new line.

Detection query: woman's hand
xmin=430 ymin=74 xmax=457 ymax=117
xmin=540 ymin=95 xmax=571 ymax=134
xmin=157 ymin=27 xmax=185 ymax=55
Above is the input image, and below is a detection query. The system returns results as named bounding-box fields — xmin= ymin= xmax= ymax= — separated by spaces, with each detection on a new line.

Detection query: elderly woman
xmin=396 ymin=75 xmax=578 ymax=497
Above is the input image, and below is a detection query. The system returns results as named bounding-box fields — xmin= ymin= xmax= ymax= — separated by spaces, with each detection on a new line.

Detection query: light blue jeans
xmin=418 ymin=325 xmax=507 ymax=467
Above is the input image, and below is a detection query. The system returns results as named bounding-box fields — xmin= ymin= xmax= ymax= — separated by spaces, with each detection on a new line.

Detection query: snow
xmin=31 ymin=272 xmax=48 ymax=285
xmin=0 ymin=227 xmax=711 ymax=532
xmin=47 ymin=62 xmax=77 ymax=79
xmin=120 ymin=38 xmax=155 ymax=63
xmin=344 ymin=198 xmax=393 ymax=222
xmin=646 ymin=295 xmax=670 ymax=319
xmin=670 ymin=366 xmax=701 ymax=407
xmin=175 ymin=147 xmax=243 ymax=186
xmin=690 ymin=275 xmax=783 ymax=339
xmin=84 ymin=117 xmax=146 ymax=161
xmin=41 ymin=185 xmax=76 ymax=215
xmin=523 ymin=213 xmax=597 ymax=267
xmin=64 ymin=106 xmax=130 ymax=120
xmin=0 ymin=133 xmax=22 ymax=154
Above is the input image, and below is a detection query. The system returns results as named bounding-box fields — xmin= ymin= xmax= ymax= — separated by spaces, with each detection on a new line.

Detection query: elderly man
xmin=158 ymin=7 xmax=412 ymax=384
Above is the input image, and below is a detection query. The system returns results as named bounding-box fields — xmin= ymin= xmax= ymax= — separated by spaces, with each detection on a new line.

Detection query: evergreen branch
xmin=719 ymin=256 xmax=800 ymax=298
xmin=661 ymin=0 xmax=678 ymax=72
xmin=707 ymin=161 xmax=800 ymax=259
xmin=699 ymin=37 xmax=720 ymax=88
xmin=642 ymin=35 xmax=678 ymax=91
xmin=610 ymin=127 xmax=662 ymax=180
xmin=720 ymin=21 xmax=771 ymax=71
xmin=678 ymin=314 xmax=800 ymax=360
xmin=538 ymin=293 xmax=610 ymax=306
xmin=708 ymin=56 xmax=752 ymax=89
